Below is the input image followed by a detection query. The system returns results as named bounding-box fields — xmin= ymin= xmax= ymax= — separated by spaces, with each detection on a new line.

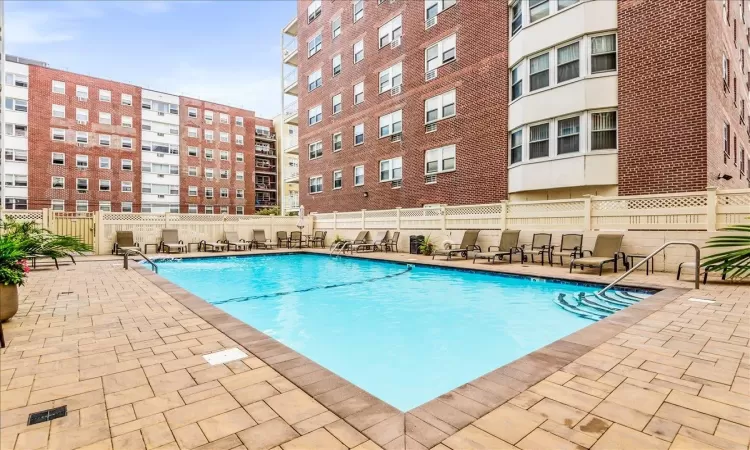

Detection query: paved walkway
xmin=0 ymin=251 xmax=748 ymax=450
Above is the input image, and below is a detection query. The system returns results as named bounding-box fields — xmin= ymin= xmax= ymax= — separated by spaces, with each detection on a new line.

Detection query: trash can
xmin=410 ymin=235 xmax=424 ymax=254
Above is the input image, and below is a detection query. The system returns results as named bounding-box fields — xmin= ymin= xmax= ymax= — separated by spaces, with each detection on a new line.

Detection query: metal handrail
xmin=123 ymin=249 xmax=158 ymax=273
xmin=597 ymin=241 xmax=700 ymax=295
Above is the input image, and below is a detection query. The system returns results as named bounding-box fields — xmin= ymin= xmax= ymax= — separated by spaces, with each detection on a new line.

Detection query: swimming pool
xmin=154 ymin=253 xmax=647 ymax=411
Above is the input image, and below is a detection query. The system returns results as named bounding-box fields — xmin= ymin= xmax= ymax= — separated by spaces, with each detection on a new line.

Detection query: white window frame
xmin=99 ymin=134 xmax=111 ymax=147
xmin=332 ymin=132 xmax=343 ymax=152
xmin=354 ymin=165 xmax=365 ymax=186
xmin=528 ymin=51 xmax=550 ymax=92
xmin=309 ymin=141 xmax=323 ymax=160
xmin=308 ymin=32 xmax=323 ymax=57
xmin=236 ymin=135 xmax=244 ymax=145
xmin=354 ymin=123 xmax=365 ymax=145
xmin=76 ymin=201 xmax=89 ymax=213
xmin=76 ymin=108 xmax=89 ymax=123
xmin=121 ymin=137 xmax=133 ymax=149
xmin=309 ymin=176 xmax=323 ymax=194
xmin=332 ymin=16 xmax=341 ymax=39
xmin=99 ymin=111 xmax=112 ymax=125
xmin=220 ymin=188 xmax=229 ymax=198
xmin=122 ymin=116 xmax=133 ymax=128
xmin=99 ymin=89 xmax=111 ymax=102
xmin=379 ymin=157 xmax=403 ymax=182
xmin=220 ymin=132 xmax=229 ymax=143
xmin=510 ymin=63 xmax=523 ymax=101
xmin=76 ymin=154 xmax=89 ymax=168
xmin=590 ymin=109 xmax=617 ymax=151
xmin=188 ymin=205 xmax=198 ymax=214
xmin=99 ymin=179 xmax=111 ymax=192
xmin=236 ymin=171 xmax=245 ymax=180
xmin=426 ymin=34 xmax=456 ymax=72
xmin=76 ymin=178 xmax=89 ymax=191
xmin=121 ymin=94 xmax=133 ymax=106
xmin=99 ymin=201 xmax=112 ymax=212
xmin=353 ymin=0 xmax=364 ymax=22
xmin=5 ymin=98 xmax=28 ymax=112
xmin=205 ymin=168 xmax=214 ymax=179
xmin=333 ymin=54 xmax=342 ymax=76
xmin=379 ymin=110 xmax=403 ymax=137
xmin=75 ymin=85 xmax=89 ymax=100
xmin=236 ymin=152 xmax=244 ymax=162
xmin=189 ymin=186 xmax=199 ymax=197
xmin=333 ymin=169 xmax=343 ymax=189
xmin=379 ymin=62 xmax=403 ymax=93
xmin=590 ymin=33 xmax=617 ymax=74
xmin=236 ymin=206 xmax=245 ymax=215
xmin=425 ymin=145 xmax=456 ymax=174
xmin=51 ymin=176 xmax=65 ymax=189
xmin=308 ymin=0 xmax=322 ymax=23
xmin=188 ymin=127 xmax=198 ymax=138
xmin=426 ymin=0 xmax=457 ymax=20
xmin=188 ymin=107 xmax=198 ymax=118
xmin=308 ymin=105 xmax=323 ymax=125
xmin=237 ymin=189 xmax=245 ymax=199
xmin=353 ymin=40 xmax=364 ymax=63
xmin=188 ymin=166 xmax=198 ymax=176
xmin=205 ymin=149 xmax=214 ymax=160
xmin=529 ymin=0 xmax=550 ymax=23
xmin=378 ymin=15 xmax=402 ymax=48
xmin=236 ymin=116 xmax=244 ymax=126
xmin=354 ymin=82 xmax=364 ymax=104
xmin=220 ymin=113 xmax=229 ymax=124
xmin=308 ymin=69 xmax=323 ymax=91
xmin=205 ymin=130 xmax=214 ymax=141
xmin=556 ymin=114 xmax=581 ymax=155
xmin=52 ymin=80 xmax=65 ymax=94
xmin=122 ymin=181 xmax=133 ymax=192
xmin=205 ymin=187 xmax=214 ymax=199
xmin=51 ymin=200 xmax=65 ymax=211
xmin=76 ymin=131 xmax=89 ymax=144
xmin=52 ymin=104 xmax=65 ymax=118
xmin=425 ymin=90 xmax=456 ymax=124
xmin=332 ymin=93 xmax=343 ymax=114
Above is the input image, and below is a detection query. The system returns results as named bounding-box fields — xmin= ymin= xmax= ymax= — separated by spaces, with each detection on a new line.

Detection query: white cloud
xmin=5 ymin=9 xmax=77 ymax=44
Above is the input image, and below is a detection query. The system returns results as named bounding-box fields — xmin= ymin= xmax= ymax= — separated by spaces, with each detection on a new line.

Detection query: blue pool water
xmin=153 ymin=254 xmax=632 ymax=411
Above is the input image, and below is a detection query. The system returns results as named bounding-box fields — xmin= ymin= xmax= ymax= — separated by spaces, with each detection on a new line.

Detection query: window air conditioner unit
xmin=391 ymin=179 xmax=402 ymax=188
xmin=390 ymin=85 xmax=402 ymax=96
xmin=390 ymin=133 xmax=402 ymax=142
xmin=425 ymin=16 xmax=437 ymax=29
xmin=425 ymin=174 xmax=437 ymax=184
xmin=425 ymin=69 xmax=438 ymax=81
xmin=77 ymin=120 xmax=87 ymax=125
xmin=77 ymin=190 xmax=87 ymax=194
xmin=77 ymin=142 xmax=87 ymax=147
xmin=157 ymin=195 xmax=165 ymax=199
xmin=157 ymin=112 xmax=165 ymax=116
xmin=157 ymin=132 xmax=165 ymax=137
xmin=390 ymin=37 xmax=401 ymax=49
xmin=426 ymin=122 xmax=438 ymax=133
xmin=76 ymin=96 xmax=87 ymax=101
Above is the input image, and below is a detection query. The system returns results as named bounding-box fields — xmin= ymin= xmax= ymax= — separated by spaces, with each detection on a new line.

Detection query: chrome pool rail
xmin=123 ymin=249 xmax=159 ymax=273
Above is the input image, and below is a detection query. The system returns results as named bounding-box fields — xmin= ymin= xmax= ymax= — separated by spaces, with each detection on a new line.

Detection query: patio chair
xmin=290 ymin=231 xmax=307 ymax=248
xmin=381 ymin=231 xmax=400 ymax=252
xmin=160 ymin=229 xmax=187 ymax=253
xmin=432 ymin=230 xmax=482 ymax=260
xmin=522 ymin=233 xmax=552 ymax=265
xmin=310 ymin=231 xmax=327 ymax=248
xmin=252 ymin=229 xmax=274 ymax=249
xmin=351 ymin=231 xmax=388 ymax=253
xmin=112 ymin=230 xmax=140 ymax=255
xmin=677 ymin=260 xmax=734 ymax=285
xmin=224 ymin=231 xmax=250 ymax=251
xmin=473 ymin=230 xmax=522 ymax=264
xmin=277 ymin=231 xmax=289 ymax=248
xmin=549 ymin=234 xmax=583 ymax=266
xmin=569 ymin=234 xmax=625 ymax=275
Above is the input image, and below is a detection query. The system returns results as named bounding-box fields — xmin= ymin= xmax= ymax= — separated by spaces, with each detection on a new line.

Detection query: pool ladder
xmin=330 ymin=241 xmax=350 ymax=255
xmin=123 ymin=249 xmax=159 ymax=273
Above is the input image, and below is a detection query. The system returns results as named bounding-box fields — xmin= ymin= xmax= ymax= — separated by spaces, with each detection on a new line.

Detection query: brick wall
xmin=178 ymin=97 xmax=258 ymax=214
xmin=27 ymin=66 xmax=141 ymax=211
xmin=297 ymin=0 xmax=508 ymax=213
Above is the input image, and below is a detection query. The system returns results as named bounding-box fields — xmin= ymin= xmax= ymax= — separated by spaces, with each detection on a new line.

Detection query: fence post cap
xmin=706 ymin=186 xmax=718 ymax=191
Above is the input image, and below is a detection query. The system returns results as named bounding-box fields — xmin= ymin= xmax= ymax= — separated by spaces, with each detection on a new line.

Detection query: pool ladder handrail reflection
xmin=330 ymin=240 xmax=350 ymax=255
xmin=123 ymin=249 xmax=159 ymax=273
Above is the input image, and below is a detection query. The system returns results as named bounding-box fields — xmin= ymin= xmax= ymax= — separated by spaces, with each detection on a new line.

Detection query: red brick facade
xmin=297 ymin=0 xmax=508 ymax=213
xmin=27 ymin=66 xmax=141 ymax=211
xmin=618 ymin=0 xmax=750 ymax=195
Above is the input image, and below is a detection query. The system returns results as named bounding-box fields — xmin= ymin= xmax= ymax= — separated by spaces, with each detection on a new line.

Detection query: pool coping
xmin=133 ymin=251 xmax=690 ymax=446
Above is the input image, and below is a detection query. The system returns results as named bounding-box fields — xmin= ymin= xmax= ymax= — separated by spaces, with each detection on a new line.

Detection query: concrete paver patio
xmin=0 ymin=249 xmax=748 ymax=450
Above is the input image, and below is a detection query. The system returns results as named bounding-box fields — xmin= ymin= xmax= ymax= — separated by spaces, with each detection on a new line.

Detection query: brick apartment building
xmin=1 ymin=57 xmax=278 ymax=213
xmin=282 ymin=0 xmax=750 ymax=213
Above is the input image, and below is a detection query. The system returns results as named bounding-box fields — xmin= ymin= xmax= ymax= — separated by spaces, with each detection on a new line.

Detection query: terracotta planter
xmin=0 ymin=284 xmax=19 ymax=322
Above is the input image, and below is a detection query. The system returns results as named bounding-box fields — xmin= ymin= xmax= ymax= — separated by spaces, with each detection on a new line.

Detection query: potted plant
xmin=419 ymin=235 xmax=436 ymax=256
xmin=0 ymin=236 xmax=29 ymax=322
xmin=333 ymin=234 xmax=345 ymax=244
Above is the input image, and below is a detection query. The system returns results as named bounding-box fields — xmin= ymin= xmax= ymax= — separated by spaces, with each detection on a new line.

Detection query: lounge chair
xmin=310 ymin=231 xmax=327 ymax=248
xmin=678 ymin=260 xmax=734 ymax=284
xmin=112 ymin=231 xmax=140 ymax=255
xmin=252 ymin=229 xmax=274 ymax=249
xmin=549 ymin=234 xmax=583 ymax=266
xmin=351 ymin=231 xmax=388 ymax=253
xmin=202 ymin=240 xmax=228 ymax=252
xmin=381 ymin=231 xmax=400 ymax=252
xmin=224 ymin=231 xmax=250 ymax=251
xmin=277 ymin=231 xmax=289 ymax=248
xmin=160 ymin=229 xmax=187 ymax=253
xmin=433 ymin=230 xmax=481 ymax=260
xmin=569 ymin=234 xmax=625 ymax=275
xmin=522 ymin=233 xmax=552 ymax=265
xmin=290 ymin=231 xmax=306 ymax=248
xmin=473 ymin=230 xmax=522 ymax=264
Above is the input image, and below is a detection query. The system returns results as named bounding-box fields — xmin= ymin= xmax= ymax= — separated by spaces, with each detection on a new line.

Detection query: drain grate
xmin=28 ymin=406 xmax=67 ymax=425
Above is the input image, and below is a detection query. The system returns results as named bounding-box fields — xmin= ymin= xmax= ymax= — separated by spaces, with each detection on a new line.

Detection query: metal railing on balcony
xmin=284 ymin=168 xmax=299 ymax=181
xmin=283 ymin=39 xmax=298 ymax=58
xmin=284 ymin=70 xmax=298 ymax=90
xmin=285 ymin=196 xmax=300 ymax=209
xmin=255 ymin=182 xmax=277 ymax=191
xmin=255 ymin=145 xmax=276 ymax=157
xmin=284 ymin=101 xmax=298 ymax=118
xmin=254 ymin=130 xmax=276 ymax=140
xmin=255 ymin=162 xmax=277 ymax=172
xmin=255 ymin=198 xmax=277 ymax=207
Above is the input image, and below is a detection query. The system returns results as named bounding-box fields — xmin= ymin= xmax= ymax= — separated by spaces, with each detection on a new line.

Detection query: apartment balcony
xmin=255 ymin=145 xmax=277 ymax=158
xmin=284 ymin=167 xmax=299 ymax=183
xmin=284 ymin=70 xmax=298 ymax=96
xmin=285 ymin=196 xmax=300 ymax=211
xmin=283 ymin=17 xmax=298 ymax=36
xmin=283 ymin=40 xmax=298 ymax=66
xmin=254 ymin=130 xmax=277 ymax=142
xmin=255 ymin=194 xmax=278 ymax=208
xmin=255 ymin=181 xmax=277 ymax=192
xmin=283 ymin=101 xmax=298 ymax=125
xmin=255 ymin=161 xmax=277 ymax=174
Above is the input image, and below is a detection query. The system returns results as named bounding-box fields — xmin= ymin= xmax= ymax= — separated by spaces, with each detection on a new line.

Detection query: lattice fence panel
xmin=445 ymin=204 xmax=503 ymax=230
xmin=1 ymin=210 xmax=44 ymax=223
xmin=592 ymin=194 xmax=708 ymax=230
xmin=399 ymin=207 xmax=441 ymax=230
xmin=717 ymin=191 xmax=750 ymax=227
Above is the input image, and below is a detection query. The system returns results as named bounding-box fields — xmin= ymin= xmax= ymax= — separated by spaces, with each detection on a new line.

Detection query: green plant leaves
xmin=701 ymin=224 xmax=750 ymax=280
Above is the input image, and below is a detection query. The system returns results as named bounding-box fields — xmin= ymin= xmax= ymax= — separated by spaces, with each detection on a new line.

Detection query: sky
xmin=4 ymin=0 xmax=297 ymax=118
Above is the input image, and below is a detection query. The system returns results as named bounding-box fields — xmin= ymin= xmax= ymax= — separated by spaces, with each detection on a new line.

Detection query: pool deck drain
xmin=0 ymin=248 xmax=747 ymax=450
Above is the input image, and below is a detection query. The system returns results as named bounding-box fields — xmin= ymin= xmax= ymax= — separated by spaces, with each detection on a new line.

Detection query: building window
xmin=220 ymin=169 xmax=230 ymax=179
xmin=309 ymin=141 xmax=323 ymax=160
xmin=76 ymin=155 xmax=89 ymax=168
xmin=99 ymin=157 xmax=111 ymax=170
xmin=332 ymin=93 xmax=342 ymax=114
xmin=204 ymin=206 xmax=214 ymax=214
xmin=220 ymin=113 xmax=229 ymax=124
xmin=205 ymin=168 xmax=214 ymax=179
xmin=121 ymin=94 xmax=132 ymax=106
xmin=205 ymin=187 xmax=214 ymax=199
xmin=591 ymin=34 xmax=617 ymax=73
xmin=237 ymin=171 xmax=244 ymax=180
xmin=354 ymin=82 xmax=364 ymax=104
xmin=333 ymin=132 xmax=343 ymax=152
xmin=205 ymin=130 xmax=214 ymax=141
xmin=529 ymin=0 xmax=549 ymax=23
xmin=426 ymin=34 xmax=456 ymax=72
xmin=220 ymin=188 xmax=229 ymax=198
xmin=333 ymin=54 xmax=342 ymax=76
xmin=51 ymin=200 xmax=65 ymax=211
xmin=378 ymin=15 xmax=402 ymax=48
xmin=236 ymin=206 xmax=245 ymax=215
xmin=99 ymin=179 xmax=111 ymax=192
xmin=426 ymin=0 xmax=457 ymax=20
xmin=76 ymin=85 xmax=89 ymax=100
xmin=52 ymin=80 xmax=65 ymax=94
xmin=205 ymin=149 xmax=214 ymax=160
xmin=7 ymin=124 xmax=28 ymax=137
xmin=425 ymin=145 xmax=456 ymax=174
xmin=236 ymin=152 xmax=244 ymax=162
xmin=237 ymin=189 xmax=245 ymax=198
xmin=354 ymin=165 xmax=365 ymax=186
xmin=332 ymin=16 xmax=341 ymax=39
xmin=425 ymin=90 xmax=456 ymax=124
xmin=205 ymin=110 xmax=214 ymax=123
xmin=559 ymin=0 xmax=579 ymax=10
xmin=99 ymin=89 xmax=111 ymax=102
xmin=354 ymin=123 xmax=365 ymax=145
xmin=99 ymin=112 xmax=112 ymax=125
xmin=557 ymin=42 xmax=580 ymax=83
xmin=333 ymin=170 xmax=343 ymax=189
xmin=118 ymin=180 xmax=132 ymax=193
xmin=220 ymin=150 xmax=229 ymax=161
xmin=353 ymin=0 xmax=364 ymax=22
xmin=510 ymin=129 xmax=524 ymax=164
xmin=236 ymin=116 xmax=244 ymax=126
xmin=236 ymin=135 xmax=244 ymax=145
xmin=220 ymin=132 xmax=229 ymax=143
xmin=52 ymin=104 xmax=65 ymax=118
xmin=379 ymin=110 xmax=403 ymax=137
xmin=51 ymin=177 xmax=65 ymax=189
xmin=308 ymin=105 xmax=323 ymax=125
xmin=4 ymin=98 xmax=28 ymax=112
xmin=353 ymin=40 xmax=364 ymax=63
xmin=76 ymin=178 xmax=89 ymax=191
xmin=121 ymin=137 xmax=133 ymax=149
xmin=4 ymin=149 xmax=27 ymax=163
xmin=188 ymin=166 xmax=198 ymax=176
xmin=99 ymin=202 xmax=112 ymax=212
xmin=529 ymin=52 xmax=550 ymax=91
xmin=122 ymin=116 xmax=133 ymax=128
xmin=122 ymin=202 xmax=133 ymax=212
xmin=5 ymin=198 xmax=28 ymax=210
xmin=309 ymin=176 xmax=323 ymax=193
xmin=510 ymin=64 xmax=523 ymax=101
xmin=529 ymin=123 xmax=550 ymax=159
xmin=557 ymin=116 xmax=580 ymax=154
xmin=591 ymin=111 xmax=617 ymax=150
xmin=308 ymin=69 xmax=322 ymax=91
xmin=76 ymin=201 xmax=89 ymax=212
xmin=122 ymin=159 xmax=133 ymax=171
xmin=99 ymin=134 xmax=112 ymax=147
xmin=723 ymin=54 xmax=730 ymax=90
xmin=379 ymin=157 xmax=402 ymax=181
xmin=188 ymin=127 xmax=198 ymax=138
xmin=3 ymin=175 xmax=27 ymax=187
xmin=76 ymin=108 xmax=89 ymax=123
xmin=308 ymin=32 xmax=323 ymax=57
xmin=5 ymin=73 xmax=28 ymax=88
xmin=188 ymin=186 xmax=198 ymax=197
xmin=379 ymin=62 xmax=403 ymax=93
xmin=308 ymin=0 xmax=321 ymax=23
